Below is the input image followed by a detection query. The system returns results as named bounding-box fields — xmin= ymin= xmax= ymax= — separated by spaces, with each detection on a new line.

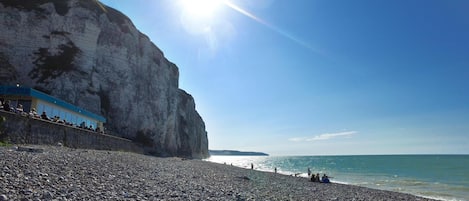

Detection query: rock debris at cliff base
xmin=0 ymin=145 xmax=437 ymax=201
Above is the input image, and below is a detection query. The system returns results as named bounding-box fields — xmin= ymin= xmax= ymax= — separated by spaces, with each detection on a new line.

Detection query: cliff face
xmin=0 ymin=0 xmax=208 ymax=158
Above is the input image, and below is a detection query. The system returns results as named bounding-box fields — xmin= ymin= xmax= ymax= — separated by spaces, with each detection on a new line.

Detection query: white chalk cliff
xmin=0 ymin=0 xmax=208 ymax=158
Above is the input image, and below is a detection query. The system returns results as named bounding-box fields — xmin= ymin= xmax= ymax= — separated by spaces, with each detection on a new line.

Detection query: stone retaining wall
xmin=0 ymin=111 xmax=144 ymax=154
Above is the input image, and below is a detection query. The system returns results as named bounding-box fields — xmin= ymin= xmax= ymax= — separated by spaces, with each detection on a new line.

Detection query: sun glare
xmin=180 ymin=0 xmax=222 ymax=18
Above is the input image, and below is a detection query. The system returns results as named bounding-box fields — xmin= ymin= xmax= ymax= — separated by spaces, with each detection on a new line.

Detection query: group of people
xmin=308 ymin=168 xmax=331 ymax=183
xmin=38 ymin=111 xmax=75 ymax=127
xmin=1 ymin=99 xmax=103 ymax=134
xmin=1 ymin=100 xmax=17 ymax=113
xmin=1 ymin=100 xmax=31 ymax=118
xmin=310 ymin=173 xmax=330 ymax=183
xmin=39 ymin=111 xmax=101 ymax=132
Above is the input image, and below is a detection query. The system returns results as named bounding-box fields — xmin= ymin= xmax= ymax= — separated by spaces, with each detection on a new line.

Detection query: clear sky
xmin=99 ymin=0 xmax=469 ymax=156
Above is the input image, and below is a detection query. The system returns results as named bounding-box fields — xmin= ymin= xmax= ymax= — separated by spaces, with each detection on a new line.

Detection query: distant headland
xmin=209 ymin=150 xmax=269 ymax=156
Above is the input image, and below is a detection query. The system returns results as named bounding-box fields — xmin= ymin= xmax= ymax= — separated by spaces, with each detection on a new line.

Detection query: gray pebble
xmin=0 ymin=145 xmax=439 ymax=201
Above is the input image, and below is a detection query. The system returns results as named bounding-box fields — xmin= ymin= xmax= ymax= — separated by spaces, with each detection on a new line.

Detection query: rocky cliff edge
xmin=0 ymin=0 xmax=209 ymax=158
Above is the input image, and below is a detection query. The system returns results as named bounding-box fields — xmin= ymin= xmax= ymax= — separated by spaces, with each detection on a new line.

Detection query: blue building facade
xmin=0 ymin=85 xmax=106 ymax=130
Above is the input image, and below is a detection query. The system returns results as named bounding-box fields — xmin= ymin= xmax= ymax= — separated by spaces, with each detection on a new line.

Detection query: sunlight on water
xmin=205 ymin=155 xmax=269 ymax=170
xmin=205 ymin=155 xmax=469 ymax=201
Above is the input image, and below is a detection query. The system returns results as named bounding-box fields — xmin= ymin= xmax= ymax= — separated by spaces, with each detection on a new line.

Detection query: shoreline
xmin=206 ymin=155 xmax=466 ymax=201
xmin=0 ymin=145 xmax=440 ymax=200
xmin=211 ymin=166 xmax=446 ymax=201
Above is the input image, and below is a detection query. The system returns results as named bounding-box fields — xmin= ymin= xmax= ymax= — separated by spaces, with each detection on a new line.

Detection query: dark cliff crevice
xmin=98 ymin=89 xmax=111 ymax=117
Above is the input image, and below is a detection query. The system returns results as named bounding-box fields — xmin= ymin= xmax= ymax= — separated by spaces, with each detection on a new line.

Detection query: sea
xmin=205 ymin=155 xmax=469 ymax=201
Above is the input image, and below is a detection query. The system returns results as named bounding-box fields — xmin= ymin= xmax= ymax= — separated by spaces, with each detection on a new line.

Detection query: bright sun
xmin=180 ymin=0 xmax=222 ymax=18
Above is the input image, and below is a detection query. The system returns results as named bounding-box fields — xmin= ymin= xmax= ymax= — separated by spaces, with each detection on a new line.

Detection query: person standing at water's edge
xmin=251 ymin=163 xmax=254 ymax=170
xmin=308 ymin=168 xmax=311 ymax=177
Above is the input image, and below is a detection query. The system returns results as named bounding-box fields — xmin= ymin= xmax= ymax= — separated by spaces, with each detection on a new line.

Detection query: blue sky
xmin=99 ymin=0 xmax=469 ymax=155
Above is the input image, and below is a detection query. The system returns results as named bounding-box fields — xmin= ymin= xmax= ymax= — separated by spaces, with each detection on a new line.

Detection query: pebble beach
xmin=0 ymin=145 xmax=439 ymax=200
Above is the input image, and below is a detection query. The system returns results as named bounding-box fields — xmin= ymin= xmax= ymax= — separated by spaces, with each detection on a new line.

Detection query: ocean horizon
xmin=205 ymin=154 xmax=469 ymax=201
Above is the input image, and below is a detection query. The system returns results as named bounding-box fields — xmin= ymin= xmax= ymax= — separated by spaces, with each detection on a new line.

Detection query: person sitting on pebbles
xmin=310 ymin=174 xmax=316 ymax=182
xmin=314 ymin=173 xmax=321 ymax=182
xmin=311 ymin=173 xmax=323 ymax=182
xmin=321 ymin=174 xmax=330 ymax=183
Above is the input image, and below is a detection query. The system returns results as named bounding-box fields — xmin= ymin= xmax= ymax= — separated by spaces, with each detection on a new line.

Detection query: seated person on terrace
xmin=52 ymin=116 xmax=64 ymax=124
xmin=3 ymin=100 xmax=11 ymax=112
xmin=16 ymin=104 xmax=23 ymax=112
xmin=79 ymin=121 xmax=86 ymax=129
xmin=16 ymin=104 xmax=27 ymax=116
xmin=29 ymin=108 xmax=40 ymax=118
xmin=41 ymin=111 xmax=50 ymax=121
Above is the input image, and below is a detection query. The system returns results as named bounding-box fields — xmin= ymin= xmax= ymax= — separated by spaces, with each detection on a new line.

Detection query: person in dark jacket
xmin=3 ymin=100 xmax=11 ymax=112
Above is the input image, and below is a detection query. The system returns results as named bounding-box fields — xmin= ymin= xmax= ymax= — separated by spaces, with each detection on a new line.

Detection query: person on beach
xmin=274 ymin=167 xmax=277 ymax=173
xmin=308 ymin=168 xmax=311 ymax=177
xmin=311 ymin=173 xmax=321 ymax=182
xmin=310 ymin=174 xmax=315 ymax=182
xmin=251 ymin=163 xmax=254 ymax=170
xmin=321 ymin=174 xmax=330 ymax=183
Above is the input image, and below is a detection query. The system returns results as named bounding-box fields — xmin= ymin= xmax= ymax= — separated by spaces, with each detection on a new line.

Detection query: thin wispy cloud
xmin=289 ymin=131 xmax=357 ymax=142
